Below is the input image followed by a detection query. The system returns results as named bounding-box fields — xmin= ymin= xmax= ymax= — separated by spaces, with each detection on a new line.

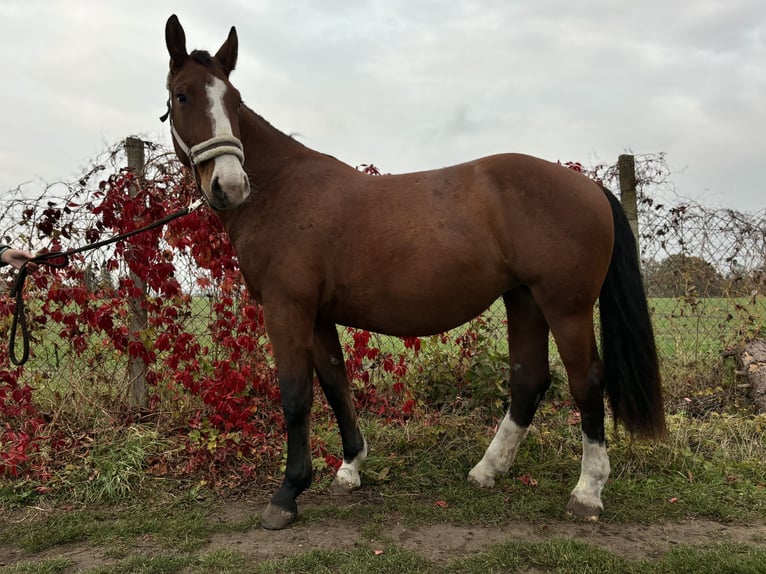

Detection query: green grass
xmin=5 ymin=540 xmax=763 ymax=574
xmin=2 ymin=294 xmax=766 ymax=571
xmin=649 ymin=296 xmax=766 ymax=361
xmin=447 ymin=539 xmax=766 ymax=574
xmin=6 ymin=399 xmax=765 ymax=527
xmin=0 ymin=489 xmax=216 ymax=556
xmin=304 ymin=411 xmax=766 ymax=526
xmin=4 ymin=409 xmax=764 ymax=546
xmin=0 ymin=557 xmax=73 ymax=574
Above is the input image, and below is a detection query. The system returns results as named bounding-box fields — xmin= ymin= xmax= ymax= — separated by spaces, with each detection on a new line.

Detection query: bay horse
xmin=162 ymin=14 xmax=665 ymax=530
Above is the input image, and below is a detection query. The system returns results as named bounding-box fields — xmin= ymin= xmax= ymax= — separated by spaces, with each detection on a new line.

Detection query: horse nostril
xmin=211 ymin=176 xmax=225 ymax=200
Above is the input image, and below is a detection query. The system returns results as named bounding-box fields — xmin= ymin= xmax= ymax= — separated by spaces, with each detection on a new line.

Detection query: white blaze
xmin=206 ymin=77 xmax=235 ymax=137
xmin=205 ymin=77 xmax=249 ymax=200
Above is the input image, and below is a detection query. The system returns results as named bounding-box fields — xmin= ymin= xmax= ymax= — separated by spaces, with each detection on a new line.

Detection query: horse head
xmin=163 ymin=14 xmax=250 ymax=211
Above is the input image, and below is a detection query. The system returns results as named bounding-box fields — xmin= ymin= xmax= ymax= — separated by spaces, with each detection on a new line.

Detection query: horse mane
xmin=189 ymin=50 xmax=214 ymax=66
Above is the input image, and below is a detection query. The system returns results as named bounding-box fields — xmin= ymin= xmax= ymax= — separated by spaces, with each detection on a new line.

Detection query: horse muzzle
xmin=201 ymin=154 xmax=251 ymax=210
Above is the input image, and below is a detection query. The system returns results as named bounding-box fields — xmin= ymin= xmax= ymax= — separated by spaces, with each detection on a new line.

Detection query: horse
xmin=162 ymin=14 xmax=666 ymax=530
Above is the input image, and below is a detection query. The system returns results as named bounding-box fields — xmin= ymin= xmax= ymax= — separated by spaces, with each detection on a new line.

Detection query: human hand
xmin=1 ymin=248 xmax=38 ymax=271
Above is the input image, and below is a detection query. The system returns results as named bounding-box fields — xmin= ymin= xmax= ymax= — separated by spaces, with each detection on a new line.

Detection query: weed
xmin=0 ymin=557 xmax=73 ymax=574
xmin=82 ymin=426 xmax=160 ymax=503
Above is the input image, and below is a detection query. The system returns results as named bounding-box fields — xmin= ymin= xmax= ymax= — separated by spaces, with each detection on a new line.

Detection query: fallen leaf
xmin=518 ymin=474 xmax=539 ymax=487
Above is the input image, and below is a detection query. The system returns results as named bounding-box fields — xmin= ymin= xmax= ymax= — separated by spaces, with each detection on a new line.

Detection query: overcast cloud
xmin=0 ymin=0 xmax=763 ymax=212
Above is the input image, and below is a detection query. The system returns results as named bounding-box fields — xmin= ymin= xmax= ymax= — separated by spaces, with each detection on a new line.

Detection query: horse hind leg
xmin=548 ymin=312 xmax=610 ymax=520
xmin=312 ymin=322 xmax=368 ymax=494
xmin=469 ymin=287 xmax=551 ymax=487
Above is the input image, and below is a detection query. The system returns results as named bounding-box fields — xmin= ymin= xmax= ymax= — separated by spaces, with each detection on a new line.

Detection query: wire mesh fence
xmin=1 ymin=146 xmax=764 ymax=408
xmin=366 ymin=154 xmax=766 ymax=370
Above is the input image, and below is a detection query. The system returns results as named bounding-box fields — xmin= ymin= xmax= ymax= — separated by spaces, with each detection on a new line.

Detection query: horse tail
xmin=599 ymin=187 xmax=667 ymax=439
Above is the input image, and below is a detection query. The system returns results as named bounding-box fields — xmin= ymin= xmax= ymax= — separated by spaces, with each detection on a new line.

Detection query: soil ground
xmin=1 ymin=492 xmax=765 ymax=572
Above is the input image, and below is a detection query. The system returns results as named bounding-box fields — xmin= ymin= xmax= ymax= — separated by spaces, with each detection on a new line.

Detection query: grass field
xmin=650 ymin=296 xmax=766 ymax=361
xmin=1 ymin=411 xmax=765 ymax=572
xmin=1 ymin=294 xmax=765 ymax=572
xmin=360 ymin=295 xmax=766 ymax=361
xmin=18 ymin=294 xmax=766 ymax=376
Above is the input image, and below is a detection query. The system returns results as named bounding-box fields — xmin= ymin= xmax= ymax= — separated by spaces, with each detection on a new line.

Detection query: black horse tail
xmin=599 ymin=187 xmax=666 ymax=439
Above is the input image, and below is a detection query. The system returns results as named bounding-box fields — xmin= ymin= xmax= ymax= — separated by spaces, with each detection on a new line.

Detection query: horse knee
xmin=279 ymin=375 xmax=312 ymax=417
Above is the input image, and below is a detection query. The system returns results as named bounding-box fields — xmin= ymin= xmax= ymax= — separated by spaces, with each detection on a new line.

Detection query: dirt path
xmin=204 ymin=514 xmax=766 ymax=563
xmin=208 ymin=497 xmax=766 ymax=563
xmin=2 ymin=495 xmax=765 ymax=571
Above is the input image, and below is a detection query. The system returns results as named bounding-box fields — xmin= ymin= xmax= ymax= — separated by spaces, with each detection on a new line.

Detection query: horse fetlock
xmin=261 ymin=502 xmax=298 ymax=530
xmin=329 ymin=438 xmax=367 ymax=495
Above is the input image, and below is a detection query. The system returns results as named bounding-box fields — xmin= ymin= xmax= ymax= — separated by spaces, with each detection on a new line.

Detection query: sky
xmin=0 ymin=0 xmax=764 ymax=213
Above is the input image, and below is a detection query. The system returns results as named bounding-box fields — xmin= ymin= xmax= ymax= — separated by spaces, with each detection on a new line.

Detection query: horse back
xmin=232 ymin=152 xmax=614 ymax=336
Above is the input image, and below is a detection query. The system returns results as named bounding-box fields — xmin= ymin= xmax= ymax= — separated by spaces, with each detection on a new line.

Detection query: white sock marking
xmin=468 ymin=413 xmax=528 ymax=487
xmin=570 ymin=432 xmax=611 ymax=514
xmin=334 ymin=438 xmax=368 ymax=490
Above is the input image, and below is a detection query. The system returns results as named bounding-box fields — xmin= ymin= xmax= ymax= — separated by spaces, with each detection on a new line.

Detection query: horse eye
xmin=176 ymin=93 xmax=187 ymax=104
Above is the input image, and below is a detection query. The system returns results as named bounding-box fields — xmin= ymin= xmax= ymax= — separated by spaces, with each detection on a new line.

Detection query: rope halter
xmin=159 ymin=99 xmax=245 ymax=169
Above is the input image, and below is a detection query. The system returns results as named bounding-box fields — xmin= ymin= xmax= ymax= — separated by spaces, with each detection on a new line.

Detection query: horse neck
xmin=238 ymin=105 xmax=313 ymax=186
xmin=216 ymin=105 xmax=329 ymax=243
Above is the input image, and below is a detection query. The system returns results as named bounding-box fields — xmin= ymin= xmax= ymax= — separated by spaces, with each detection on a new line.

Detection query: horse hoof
xmin=328 ymin=477 xmax=356 ymax=496
xmin=566 ymin=496 xmax=602 ymax=521
xmin=467 ymin=468 xmax=495 ymax=489
xmin=261 ymin=503 xmax=297 ymax=530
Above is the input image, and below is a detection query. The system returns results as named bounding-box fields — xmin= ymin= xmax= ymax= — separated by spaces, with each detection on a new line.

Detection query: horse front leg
xmin=312 ymin=322 xmax=367 ymax=494
xmin=261 ymin=302 xmax=315 ymax=530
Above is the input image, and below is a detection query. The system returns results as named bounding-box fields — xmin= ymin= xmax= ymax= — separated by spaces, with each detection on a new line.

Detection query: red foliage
xmin=0 ymin=153 xmax=589 ymax=481
xmin=0 ymin=157 xmax=414 ymax=481
xmin=0 ymin=367 xmax=51 ymax=477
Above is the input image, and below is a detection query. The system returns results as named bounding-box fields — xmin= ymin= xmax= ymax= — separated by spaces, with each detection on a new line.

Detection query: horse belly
xmin=327 ymin=256 xmax=512 ymax=337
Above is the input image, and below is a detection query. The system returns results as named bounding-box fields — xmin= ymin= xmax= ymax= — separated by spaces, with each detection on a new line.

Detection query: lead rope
xmin=7 ymin=197 xmax=203 ymax=366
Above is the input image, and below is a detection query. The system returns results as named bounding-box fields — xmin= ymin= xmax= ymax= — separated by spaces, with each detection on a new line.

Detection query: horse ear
xmin=215 ymin=26 xmax=238 ymax=76
xmin=165 ymin=14 xmax=188 ymax=69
